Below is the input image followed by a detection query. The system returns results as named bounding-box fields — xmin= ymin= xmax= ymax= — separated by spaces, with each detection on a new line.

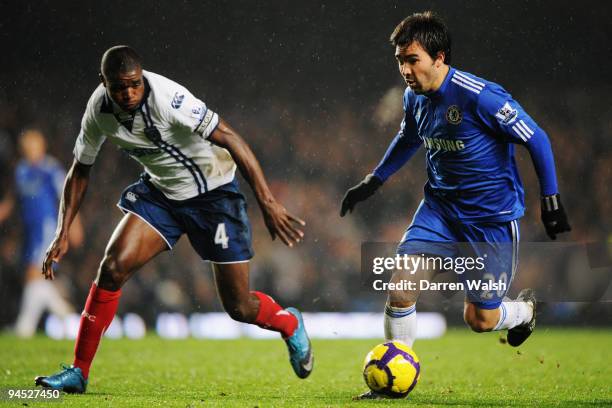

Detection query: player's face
xmin=102 ymin=67 xmax=145 ymax=112
xmin=20 ymin=130 xmax=46 ymax=163
xmin=395 ymin=42 xmax=444 ymax=94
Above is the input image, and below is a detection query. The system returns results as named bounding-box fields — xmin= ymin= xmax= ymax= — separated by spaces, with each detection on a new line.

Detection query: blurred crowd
xmin=0 ymin=80 xmax=610 ymax=329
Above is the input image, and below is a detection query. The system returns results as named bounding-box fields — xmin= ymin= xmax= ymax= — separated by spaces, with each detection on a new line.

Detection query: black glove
xmin=340 ymin=174 xmax=383 ymax=217
xmin=541 ymin=193 xmax=571 ymax=240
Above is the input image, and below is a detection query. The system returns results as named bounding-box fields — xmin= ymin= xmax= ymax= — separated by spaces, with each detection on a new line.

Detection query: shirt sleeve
xmin=73 ymin=94 xmax=107 ymax=165
xmin=372 ymin=91 xmax=422 ymax=182
xmin=476 ymin=85 xmax=558 ymax=196
xmin=166 ymin=88 xmax=219 ymax=139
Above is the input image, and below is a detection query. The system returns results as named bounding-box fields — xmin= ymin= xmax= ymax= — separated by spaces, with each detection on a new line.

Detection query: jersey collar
xmin=425 ymin=66 xmax=454 ymax=99
xmin=100 ymin=92 xmax=114 ymax=113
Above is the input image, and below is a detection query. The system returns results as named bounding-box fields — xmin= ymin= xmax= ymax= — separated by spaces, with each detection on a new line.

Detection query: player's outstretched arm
xmin=340 ymin=126 xmax=421 ymax=217
xmin=208 ymin=118 xmax=305 ymax=247
xmin=475 ymin=86 xmax=571 ymax=240
xmin=42 ymin=159 xmax=92 ymax=279
xmin=340 ymin=97 xmax=422 ymax=217
xmin=513 ymin=117 xmax=571 ymax=239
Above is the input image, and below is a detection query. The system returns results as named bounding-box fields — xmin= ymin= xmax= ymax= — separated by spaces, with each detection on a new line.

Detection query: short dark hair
xmin=100 ymin=45 xmax=142 ymax=77
xmin=390 ymin=11 xmax=451 ymax=64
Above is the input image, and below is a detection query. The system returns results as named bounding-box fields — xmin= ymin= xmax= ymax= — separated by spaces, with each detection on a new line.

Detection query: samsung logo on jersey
xmin=423 ymin=137 xmax=465 ymax=152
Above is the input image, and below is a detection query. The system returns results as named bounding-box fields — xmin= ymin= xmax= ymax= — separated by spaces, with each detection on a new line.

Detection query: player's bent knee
xmin=387 ymin=287 xmax=419 ymax=306
xmin=97 ymin=255 xmax=131 ymax=291
xmin=388 ymin=300 xmax=417 ymax=308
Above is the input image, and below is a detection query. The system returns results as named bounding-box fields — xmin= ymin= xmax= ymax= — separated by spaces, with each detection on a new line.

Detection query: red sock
xmin=252 ymin=291 xmax=298 ymax=338
xmin=73 ymin=283 xmax=121 ymax=378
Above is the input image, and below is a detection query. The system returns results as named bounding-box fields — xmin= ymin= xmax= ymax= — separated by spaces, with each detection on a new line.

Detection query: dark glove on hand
xmin=541 ymin=193 xmax=571 ymax=240
xmin=340 ymin=174 xmax=383 ymax=217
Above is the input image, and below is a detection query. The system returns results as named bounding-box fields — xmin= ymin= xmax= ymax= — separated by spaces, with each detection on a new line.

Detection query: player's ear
xmin=435 ymin=51 xmax=445 ymax=68
xmin=99 ymin=73 xmax=106 ymax=87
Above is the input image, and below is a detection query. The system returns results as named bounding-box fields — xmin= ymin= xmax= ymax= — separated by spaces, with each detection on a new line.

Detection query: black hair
xmin=390 ymin=11 xmax=451 ymax=64
xmin=100 ymin=45 xmax=142 ymax=77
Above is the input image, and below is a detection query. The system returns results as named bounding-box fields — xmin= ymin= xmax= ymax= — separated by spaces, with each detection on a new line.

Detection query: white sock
xmin=15 ymin=280 xmax=72 ymax=337
xmin=493 ymin=301 xmax=533 ymax=331
xmin=15 ymin=280 xmax=48 ymax=337
xmin=384 ymin=303 xmax=417 ymax=347
xmin=42 ymin=280 xmax=72 ymax=316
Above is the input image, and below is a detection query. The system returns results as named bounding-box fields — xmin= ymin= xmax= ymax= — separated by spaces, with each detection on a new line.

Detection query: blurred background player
xmin=8 ymin=128 xmax=83 ymax=337
xmin=34 ymin=45 xmax=312 ymax=393
xmin=341 ymin=11 xmax=571 ymax=398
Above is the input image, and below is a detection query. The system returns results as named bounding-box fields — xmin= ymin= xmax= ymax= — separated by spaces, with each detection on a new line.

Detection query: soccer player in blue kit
xmin=341 ymin=12 xmax=570 ymax=397
xmin=10 ymin=129 xmax=83 ymax=337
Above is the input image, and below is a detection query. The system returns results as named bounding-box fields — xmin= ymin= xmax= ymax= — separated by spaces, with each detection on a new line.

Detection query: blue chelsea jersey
xmin=374 ymin=67 xmax=558 ymax=223
xmin=15 ymin=156 xmax=65 ymax=231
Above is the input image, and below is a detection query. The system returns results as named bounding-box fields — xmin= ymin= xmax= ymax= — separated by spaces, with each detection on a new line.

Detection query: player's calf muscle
xmin=463 ymin=304 xmax=499 ymax=332
xmin=223 ymin=297 xmax=258 ymax=323
xmin=387 ymin=258 xmax=434 ymax=307
xmin=465 ymin=318 xmax=495 ymax=333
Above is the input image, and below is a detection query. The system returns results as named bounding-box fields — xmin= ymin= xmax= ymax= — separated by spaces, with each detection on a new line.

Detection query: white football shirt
xmin=73 ymin=70 xmax=236 ymax=200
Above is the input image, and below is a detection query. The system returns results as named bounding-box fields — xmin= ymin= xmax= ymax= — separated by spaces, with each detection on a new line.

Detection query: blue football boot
xmin=284 ymin=307 xmax=313 ymax=379
xmin=35 ymin=364 xmax=87 ymax=393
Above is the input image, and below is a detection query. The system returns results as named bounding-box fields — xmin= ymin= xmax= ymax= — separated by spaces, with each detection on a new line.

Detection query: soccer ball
xmin=362 ymin=341 xmax=420 ymax=398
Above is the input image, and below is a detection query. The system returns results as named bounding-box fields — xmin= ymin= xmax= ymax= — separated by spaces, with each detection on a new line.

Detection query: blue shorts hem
xmin=206 ymin=257 xmax=253 ymax=264
xmin=116 ymin=204 xmax=176 ymax=249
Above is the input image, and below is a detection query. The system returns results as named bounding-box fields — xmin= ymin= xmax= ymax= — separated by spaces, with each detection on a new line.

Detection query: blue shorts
xmin=118 ymin=176 xmax=254 ymax=263
xmin=22 ymin=218 xmax=57 ymax=266
xmin=398 ymin=200 xmax=520 ymax=309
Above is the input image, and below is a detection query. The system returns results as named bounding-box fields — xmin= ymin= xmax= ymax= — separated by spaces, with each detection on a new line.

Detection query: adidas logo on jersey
xmin=171 ymin=92 xmax=185 ymax=109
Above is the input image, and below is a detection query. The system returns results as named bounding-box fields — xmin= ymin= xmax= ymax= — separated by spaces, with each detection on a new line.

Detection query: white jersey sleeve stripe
xmin=512 ymin=124 xmax=529 ymax=142
xmin=515 ymin=121 xmax=533 ymax=140
xmin=452 ymin=74 xmax=483 ymax=90
xmin=451 ymin=78 xmax=481 ymax=94
xmin=454 ymin=71 xmax=486 ymax=87
xmin=518 ymin=120 xmax=534 ymax=135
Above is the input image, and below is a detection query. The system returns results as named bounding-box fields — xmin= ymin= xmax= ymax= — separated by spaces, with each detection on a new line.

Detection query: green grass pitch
xmin=1 ymin=329 xmax=610 ymax=407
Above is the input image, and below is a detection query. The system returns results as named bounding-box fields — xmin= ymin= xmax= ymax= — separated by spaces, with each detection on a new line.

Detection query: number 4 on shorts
xmin=214 ymin=223 xmax=229 ymax=249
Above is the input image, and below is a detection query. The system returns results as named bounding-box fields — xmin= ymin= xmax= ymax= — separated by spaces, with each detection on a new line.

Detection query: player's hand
xmin=340 ymin=174 xmax=383 ymax=217
xmin=541 ymin=193 xmax=571 ymax=240
xmin=42 ymin=232 xmax=70 ymax=280
xmin=261 ymin=200 xmax=305 ymax=247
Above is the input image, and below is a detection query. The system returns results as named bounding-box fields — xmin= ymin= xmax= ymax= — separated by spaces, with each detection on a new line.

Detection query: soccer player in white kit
xmin=35 ymin=45 xmax=313 ymax=393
